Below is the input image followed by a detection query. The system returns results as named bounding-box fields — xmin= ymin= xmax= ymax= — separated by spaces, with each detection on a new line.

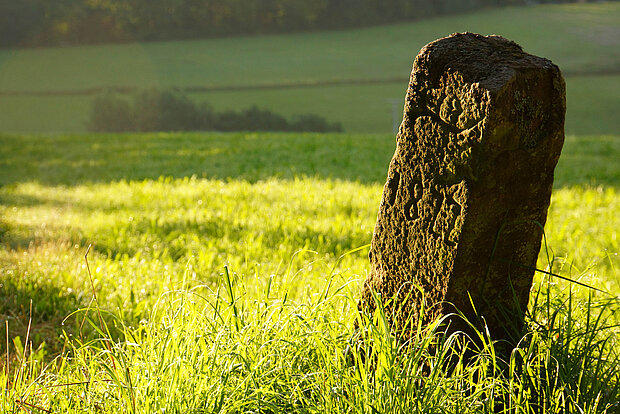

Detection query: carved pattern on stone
xmin=359 ymin=33 xmax=566 ymax=350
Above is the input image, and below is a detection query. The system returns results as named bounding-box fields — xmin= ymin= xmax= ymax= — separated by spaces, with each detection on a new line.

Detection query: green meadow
xmin=1 ymin=2 xmax=620 ymax=412
xmin=1 ymin=3 xmax=619 ymax=134
xmin=1 ymin=132 xmax=619 ymax=412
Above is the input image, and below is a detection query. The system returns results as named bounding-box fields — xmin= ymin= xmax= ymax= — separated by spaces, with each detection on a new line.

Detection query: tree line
xmin=89 ymin=89 xmax=343 ymax=133
xmin=0 ymin=0 xmax=613 ymax=48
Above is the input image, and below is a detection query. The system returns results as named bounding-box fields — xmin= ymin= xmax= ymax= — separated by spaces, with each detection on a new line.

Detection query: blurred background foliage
xmin=0 ymin=0 xmax=609 ymax=48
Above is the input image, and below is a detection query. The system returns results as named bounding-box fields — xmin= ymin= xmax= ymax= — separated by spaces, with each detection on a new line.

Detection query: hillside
xmin=0 ymin=0 xmax=542 ymax=48
xmin=0 ymin=3 xmax=618 ymax=134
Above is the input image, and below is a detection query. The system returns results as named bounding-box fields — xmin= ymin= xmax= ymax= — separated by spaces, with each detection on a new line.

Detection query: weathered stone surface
xmin=360 ymin=33 xmax=565 ymax=345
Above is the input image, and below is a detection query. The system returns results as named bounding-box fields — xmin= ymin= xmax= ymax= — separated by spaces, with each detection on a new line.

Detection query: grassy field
xmin=1 ymin=3 xmax=619 ymax=134
xmin=1 ymin=2 xmax=619 ymax=411
xmin=0 ymin=132 xmax=619 ymax=412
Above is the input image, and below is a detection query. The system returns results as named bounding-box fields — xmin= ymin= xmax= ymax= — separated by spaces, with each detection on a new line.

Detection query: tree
xmin=0 ymin=0 xmax=45 ymax=47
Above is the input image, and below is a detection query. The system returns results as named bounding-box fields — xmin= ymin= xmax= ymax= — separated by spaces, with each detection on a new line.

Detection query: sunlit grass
xmin=0 ymin=132 xmax=619 ymax=412
xmin=1 ymin=259 xmax=618 ymax=412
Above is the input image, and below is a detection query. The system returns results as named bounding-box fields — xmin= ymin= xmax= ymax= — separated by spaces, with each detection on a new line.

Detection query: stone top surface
xmin=360 ymin=32 xmax=566 ymax=346
xmin=414 ymin=32 xmax=559 ymax=91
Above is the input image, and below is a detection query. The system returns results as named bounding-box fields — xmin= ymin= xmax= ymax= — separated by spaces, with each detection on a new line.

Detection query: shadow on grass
xmin=0 ymin=277 xmax=82 ymax=357
xmin=0 ymin=186 xmax=371 ymax=264
xmin=0 ymin=238 xmax=130 ymax=360
xmin=80 ymin=216 xmax=369 ymax=263
xmin=0 ymin=132 xmax=395 ymax=187
xmin=0 ymin=218 xmax=36 ymax=250
xmin=1 ymin=132 xmax=618 ymax=189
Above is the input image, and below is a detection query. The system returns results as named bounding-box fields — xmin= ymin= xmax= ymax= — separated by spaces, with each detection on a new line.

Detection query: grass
xmin=1 ymin=4 xmax=618 ymax=91
xmin=1 ymin=76 xmax=618 ymax=135
xmin=0 ymin=3 xmax=619 ymax=134
xmin=0 ymin=131 xmax=619 ymax=412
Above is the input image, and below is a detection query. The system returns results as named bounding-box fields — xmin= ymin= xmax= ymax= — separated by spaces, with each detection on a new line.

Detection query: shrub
xmin=214 ymin=106 xmax=290 ymax=132
xmin=88 ymin=89 xmax=343 ymax=133
xmin=290 ymin=114 xmax=343 ymax=132
xmin=88 ymin=93 xmax=135 ymax=132
xmin=131 ymin=89 xmax=215 ymax=132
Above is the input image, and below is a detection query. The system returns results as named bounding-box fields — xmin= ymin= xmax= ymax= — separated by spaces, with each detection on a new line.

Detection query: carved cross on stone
xmin=359 ymin=33 xmax=565 ymax=348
